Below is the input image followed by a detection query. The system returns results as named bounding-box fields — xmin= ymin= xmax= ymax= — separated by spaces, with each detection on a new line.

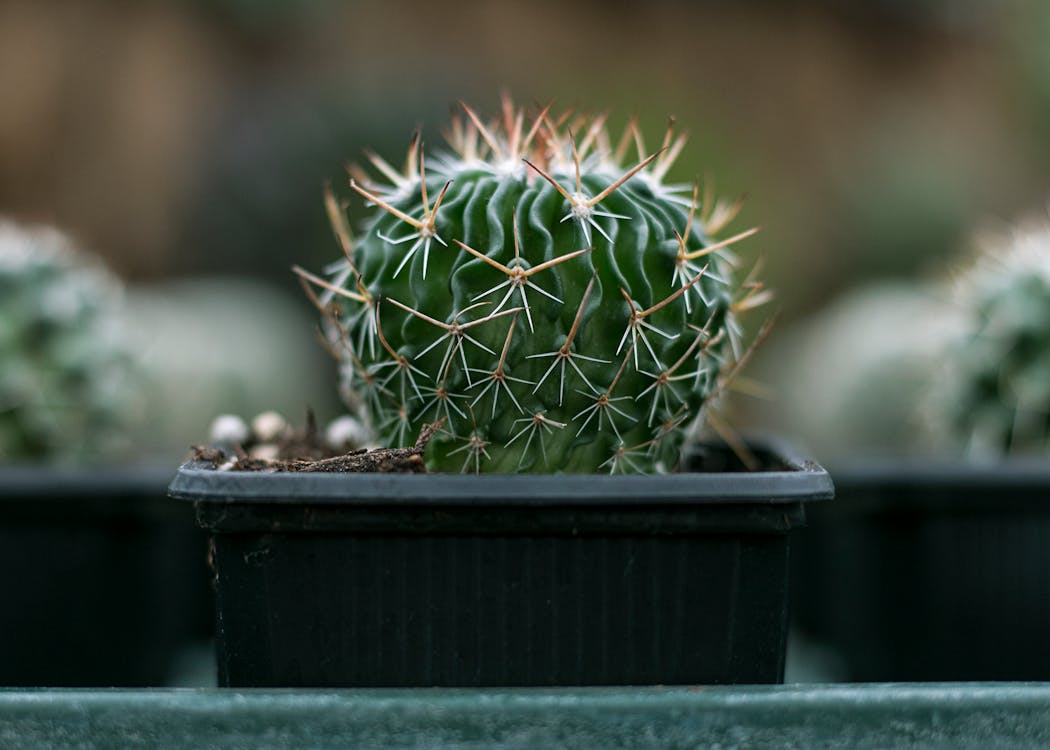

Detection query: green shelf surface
xmin=2 ymin=684 xmax=1050 ymax=749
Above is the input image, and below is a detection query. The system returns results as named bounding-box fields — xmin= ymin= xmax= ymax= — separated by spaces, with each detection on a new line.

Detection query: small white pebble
xmin=251 ymin=411 xmax=287 ymax=443
xmin=325 ymin=415 xmax=370 ymax=451
xmin=217 ymin=457 xmax=238 ymax=472
xmin=208 ymin=414 xmax=249 ymax=445
xmin=249 ymin=443 xmax=281 ymax=462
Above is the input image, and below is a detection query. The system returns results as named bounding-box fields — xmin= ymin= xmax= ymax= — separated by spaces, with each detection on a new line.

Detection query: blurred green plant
xmin=122 ymin=277 xmax=343 ymax=458
xmin=755 ymin=205 xmax=1050 ymax=463
xmin=931 ymin=213 xmax=1050 ymax=457
xmin=752 ymin=282 xmax=962 ymax=463
xmin=0 ymin=221 xmax=139 ymax=462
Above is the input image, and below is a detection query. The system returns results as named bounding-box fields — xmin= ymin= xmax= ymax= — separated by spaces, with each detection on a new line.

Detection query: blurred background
xmin=2 ymin=0 xmax=1048 ymax=459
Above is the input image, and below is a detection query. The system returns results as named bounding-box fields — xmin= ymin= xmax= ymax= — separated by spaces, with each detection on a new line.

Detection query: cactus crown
xmin=301 ymin=97 xmax=768 ymax=473
xmin=0 ymin=221 xmax=137 ymax=462
xmin=933 ymin=216 xmax=1050 ymax=457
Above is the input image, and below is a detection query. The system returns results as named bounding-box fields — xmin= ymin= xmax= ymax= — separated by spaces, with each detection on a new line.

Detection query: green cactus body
xmin=306 ymin=100 xmax=764 ymax=473
xmin=938 ymin=219 xmax=1050 ymax=456
xmin=0 ymin=221 xmax=136 ymax=462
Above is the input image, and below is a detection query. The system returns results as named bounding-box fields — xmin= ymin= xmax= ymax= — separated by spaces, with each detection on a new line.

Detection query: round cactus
xmin=300 ymin=98 xmax=767 ymax=473
xmin=932 ymin=214 xmax=1050 ymax=457
xmin=0 ymin=221 xmax=137 ymax=462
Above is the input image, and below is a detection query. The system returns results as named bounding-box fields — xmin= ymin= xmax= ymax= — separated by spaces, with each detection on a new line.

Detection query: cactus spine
xmin=301 ymin=98 xmax=766 ymax=473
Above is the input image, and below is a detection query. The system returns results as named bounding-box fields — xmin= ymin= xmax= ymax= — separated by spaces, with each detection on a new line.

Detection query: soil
xmin=188 ymin=413 xmax=782 ymax=475
xmin=190 ymin=419 xmax=442 ymax=474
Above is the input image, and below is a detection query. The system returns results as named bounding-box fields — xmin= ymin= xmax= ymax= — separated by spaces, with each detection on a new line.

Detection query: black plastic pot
xmin=169 ymin=440 xmax=832 ymax=688
xmin=0 ymin=466 xmax=212 ymax=686
xmin=792 ymin=461 xmax=1050 ymax=681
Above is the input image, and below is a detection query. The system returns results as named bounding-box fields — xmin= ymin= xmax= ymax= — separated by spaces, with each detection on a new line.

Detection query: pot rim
xmin=168 ymin=435 xmax=833 ymax=507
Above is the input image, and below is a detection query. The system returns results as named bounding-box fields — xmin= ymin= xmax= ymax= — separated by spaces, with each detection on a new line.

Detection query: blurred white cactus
xmin=930 ymin=210 xmax=1050 ymax=457
xmin=0 ymin=220 xmax=139 ymax=462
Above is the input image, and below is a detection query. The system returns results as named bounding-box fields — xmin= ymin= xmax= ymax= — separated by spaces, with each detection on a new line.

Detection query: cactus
xmin=932 ymin=215 xmax=1050 ymax=457
xmin=299 ymin=98 xmax=767 ymax=473
xmin=0 ymin=221 xmax=137 ymax=462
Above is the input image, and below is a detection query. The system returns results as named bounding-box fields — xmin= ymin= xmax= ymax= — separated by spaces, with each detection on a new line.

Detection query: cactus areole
xmin=300 ymin=99 xmax=769 ymax=473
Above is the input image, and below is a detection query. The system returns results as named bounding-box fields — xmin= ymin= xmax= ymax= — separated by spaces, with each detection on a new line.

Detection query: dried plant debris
xmin=190 ymin=415 xmax=440 ymax=473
